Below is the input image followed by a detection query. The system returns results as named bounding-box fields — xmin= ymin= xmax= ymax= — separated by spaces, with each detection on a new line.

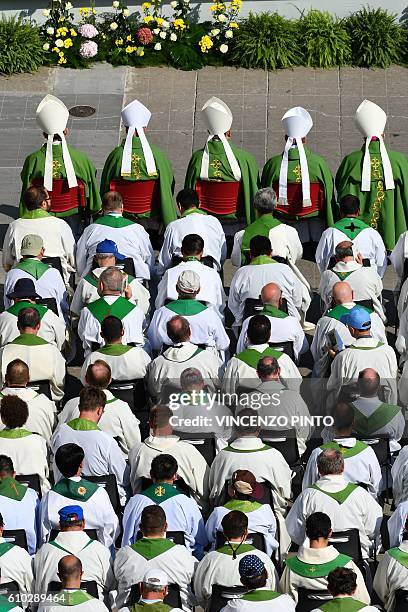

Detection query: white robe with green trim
xmin=0 ymin=387 xmax=56 ymax=442
xmin=80 ymin=346 xmax=151 ymax=386
xmin=0 ymin=536 xmax=34 ymax=597
xmin=0 ymin=307 xmax=66 ymax=351
xmin=373 ymin=540 xmax=408 ymax=611
xmin=0 ymin=430 xmax=50 ymax=492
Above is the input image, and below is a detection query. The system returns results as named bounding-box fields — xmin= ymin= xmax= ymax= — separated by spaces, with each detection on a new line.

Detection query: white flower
xmin=219 ymin=43 xmax=228 ymax=53
xmin=42 ymin=9 xmax=50 ymax=17
xmin=153 ymin=28 xmax=160 ymax=34
xmin=170 ymin=32 xmax=177 ymax=41
xmin=184 ymin=0 xmax=190 ymax=3
xmin=65 ymin=2 xmax=73 ymax=9
xmin=112 ymin=1 xmax=120 ymax=7
xmin=170 ymin=1 xmax=178 ymax=7
xmin=154 ymin=42 xmax=162 ymax=50
xmin=225 ymin=29 xmax=233 ymax=38
xmin=159 ymin=30 xmax=167 ymax=39
xmin=161 ymin=20 xmax=170 ymax=29
xmin=218 ymin=14 xmax=227 ymax=22
xmin=46 ymin=26 xmax=54 ymax=35
xmin=43 ymin=43 xmax=50 ymax=50
xmin=110 ymin=21 xmax=118 ymax=30
xmin=55 ymin=38 xmax=64 ymax=47
xmin=211 ymin=28 xmax=220 ymax=36
xmin=123 ymin=8 xmax=129 ymax=16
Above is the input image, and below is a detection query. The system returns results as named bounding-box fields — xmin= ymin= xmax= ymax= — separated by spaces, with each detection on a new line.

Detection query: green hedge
xmin=1 ymin=5 xmax=407 ymax=76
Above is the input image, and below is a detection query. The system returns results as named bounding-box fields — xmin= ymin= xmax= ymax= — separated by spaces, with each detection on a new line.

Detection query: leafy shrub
xmin=0 ymin=16 xmax=45 ymax=76
xmin=232 ymin=12 xmax=301 ymax=70
xmin=346 ymin=6 xmax=405 ymax=68
xmin=299 ymin=10 xmax=351 ymax=68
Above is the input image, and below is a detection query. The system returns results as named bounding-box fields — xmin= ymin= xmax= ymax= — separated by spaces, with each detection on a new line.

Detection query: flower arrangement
xmin=40 ymin=0 xmax=78 ymax=66
xmin=99 ymin=1 xmax=145 ymax=64
xmin=199 ymin=0 xmax=241 ymax=57
xmin=78 ymin=3 xmax=99 ymax=59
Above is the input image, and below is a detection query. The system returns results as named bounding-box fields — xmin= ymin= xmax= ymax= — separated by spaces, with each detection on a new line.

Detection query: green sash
xmin=130 ymin=537 xmax=176 ymax=560
xmin=15 ymin=259 xmax=50 ymax=280
xmin=236 ymin=347 xmax=283 ymax=369
xmin=182 ymin=207 xmax=207 ymax=217
xmin=94 ymin=215 xmax=134 ymax=228
xmin=58 ymin=590 xmax=94 ymax=606
xmin=216 ymin=543 xmax=255 ymax=556
xmin=262 ymin=304 xmax=288 ymax=319
xmin=250 ymin=255 xmax=277 ymax=266
xmin=311 ymin=483 xmax=358 ymax=504
xmin=352 ymin=403 xmax=401 ymax=437
xmin=142 ymin=482 xmax=181 ymax=504
xmin=67 ymin=418 xmax=100 ymax=431
xmin=52 ymin=477 xmax=98 ymax=502
xmin=349 ymin=341 xmax=384 ymax=351
xmin=10 ymin=333 xmax=48 ymax=346
xmin=320 ymin=441 xmax=368 ymax=459
xmin=387 ymin=546 xmax=408 ymax=568
xmin=224 ymin=500 xmax=262 ymax=512
xmin=21 ymin=209 xmax=50 ymax=220
xmin=224 ymin=444 xmax=271 ymax=454
xmin=0 ymin=476 xmax=27 ymax=501
xmin=165 ymin=299 xmax=207 ymax=316
xmin=86 ymin=296 xmax=136 ymax=323
xmin=0 ymin=542 xmax=15 ymax=557
xmin=326 ymin=304 xmax=372 ymax=321
xmin=0 ymin=428 xmax=32 ymax=439
xmin=285 ymin=553 xmax=351 ymax=578
xmin=97 ymin=343 xmax=133 ymax=356
xmin=130 ymin=603 xmax=173 ymax=612
xmin=333 ymin=218 xmax=370 ymax=241
xmin=318 ymin=598 xmax=367 ymax=611
xmin=241 ymin=215 xmax=282 ymax=265
xmin=51 ymin=538 xmax=94 ymax=555
xmin=241 ymin=590 xmax=280 ymax=602
xmin=7 ymin=301 xmax=47 ymax=320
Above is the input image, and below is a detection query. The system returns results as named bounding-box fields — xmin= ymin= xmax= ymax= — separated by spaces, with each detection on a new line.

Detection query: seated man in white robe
xmin=280 ymin=512 xmax=369 ymax=604
xmin=34 ymin=505 xmax=114 ymax=602
xmin=0 ymin=307 xmax=66 ymax=402
xmin=391 ymin=444 xmax=408 ymax=506
xmin=374 ymin=516 xmax=408 ymax=612
xmin=148 ymin=270 xmax=229 ymax=356
xmin=51 ymin=387 xmax=128 ymax=505
xmin=205 ymin=469 xmax=278 ymax=557
xmin=78 ymin=266 xmax=145 ymax=357
xmin=119 ymin=568 xmax=183 ymax=612
xmin=128 ymin=405 xmax=209 ymax=507
xmin=122 ymin=454 xmax=206 ymax=558
xmin=236 ymin=282 xmax=307 ymax=361
xmin=229 ymin=235 xmax=310 ymax=327
xmin=0 ymin=455 xmax=39 ymax=555
xmin=0 ymin=510 xmax=33 ymax=597
xmin=71 ymin=239 xmax=150 ymax=321
xmin=304 ymin=401 xmax=381 ymax=498
xmin=156 ymin=234 xmax=226 ymax=316
xmin=316 ymin=194 xmax=387 ymax=277
xmin=147 ymin=316 xmax=223 ymax=403
xmin=327 ymin=305 xmax=398 ymax=406
xmin=158 ymin=188 xmax=226 ymax=274
xmin=76 ymin=190 xmax=154 ymax=280
xmin=311 ymin=567 xmax=378 ymax=612
xmin=193 ymin=511 xmax=278 ymax=608
xmin=1 ymin=358 xmax=56 ymax=442
xmin=319 ymin=241 xmax=384 ymax=322
xmin=59 ymin=360 xmax=141 ymax=458
xmin=286 ymin=449 xmax=382 ymax=559
xmin=311 ymin=281 xmax=387 ymax=378
xmin=115 ymin=504 xmax=197 ymax=609
xmin=40 ymin=444 xmax=119 ymax=549
xmin=388 ymin=501 xmax=408 ymax=548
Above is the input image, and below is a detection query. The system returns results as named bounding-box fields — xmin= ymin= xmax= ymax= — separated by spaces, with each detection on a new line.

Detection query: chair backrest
xmin=296 ymin=588 xmax=332 ymax=612
xmin=329 ymin=529 xmax=363 ymax=566
xmin=2 ymin=530 xmax=28 ymax=551
xmin=48 ymin=581 xmax=98 ymax=599
xmin=108 ymin=379 xmax=147 ymax=413
xmin=32 ymin=178 xmax=86 ymax=213
xmin=0 ymin=581 xmax=20 ymax=598
xmin=129 ymin=583 xmax=181 ymax=608
xmin=15 ymin=473 xmax=42 ymax=498
xmin=394 ymin=589 xmax=408 ymax=610
xmin=260 ymin=429 xmax=299 ymax=467
xmin=121 ymin=257 xmax=136 ymax=277
xmin=26 ymin=379 xmax=52 ymax=400
xmin=37 ymin=297 xmax=59 ymax=316
xmin=269 ymin=340 xmax=295 ymax=361
xmin=358 ymin=437 xmax=390 ymax=467
xmin=243 ymin=298 xmax=289 ymax=321
xmin=49 ymin=529 xmax=98 ymax=542
xmin=209 ymin=585 xmax=247 ymax=612
xmin=42 ymin=256 xmax=63 ymax=277
xmin=109 ymin=178 xmax=160 ymax=216
xmin=172 ymin=431 xmax=216 ymax=465
xmin=215 ymin=531 xmax=266 ymax=553
xmin=84 ymin=474 xmax=121 ymax=515
xmin=196 ymin=180 xmax=244 ymax=217
xmin=354 ymin=298 xmax=374 ymax=310
xmin=272 ymin=181 xmax=324 ymax=218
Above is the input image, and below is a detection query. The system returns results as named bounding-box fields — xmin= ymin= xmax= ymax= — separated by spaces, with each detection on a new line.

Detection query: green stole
xmin=352 ymin=403 xmax=401 ymax=437
xmin=51 ymin=538 xmax=94 ymax=555
xmin=326 ymin=304 xmax=372 ymax=321
xmin=224 ymin=499 xmax=262 ymax=512
xmin=0 ymin=476 xmax=27 ymax=501
xmin=67 ymin=418 xmax=100 ymax=431
xmin=320 ymin=441 xmax=368 ymax=459
xmin=97 ymin=343 xmax=134 ymax=356
xmin=130 ymin=537 xmax=176 ymax=560
xmin=317 ymin=597 xmax=367 ymax=611
xmin=241 ymin=215 xmax=282 ymax=265
xmin=7 ymin=301 xmax=47 ymax=320
xmin=141 ymin=482 xmax=181 ymax=504
xmin=349 ymin=341 xmax=384 ymax=351
xmin=181 ymin=207 xmax=207 ymax=217
xmin=0 ymin=428 xmax=32 ymax=439
xmin=93 ymin=214 xmax=134 ymax=229
xmin=262 ymin=304 xmax=288 ymax=319
xmin=285 ymin=553 xmax=351 ymax=578
xmin=15 ymin=259 xmax=50 ymax=280
xmin=241 ymin=590 xmax=281 ymax=602
xmin=311 ymin=483 xmax=358 ymax=504
xmin=388 ymin=546 xmax=408 ymax=568
xmin=129 ymin=603 xmax=173 ymax=612
xmin=10 ymin=333 xmax=49 ymax=346
xmin=21 ymin=209 xmax=50 ymax=220
xmin=86 ymin=296 xmax=136 ymax=323
xmin=332 ymin=270 xmax=355 ymax=281
xmin=165 ymin=299 xmax=207 ymax=316
xmin=57 ymin=590 xmax=94 ymax=606
xmin=223 ymin=444 xmax=271 ymax=454
xmin=236 ymin=347 xmax=283 ymax=369
xmin=333 ymin=218 xmax=370 ymax=240
xmin=52 ymin=477 xmax=98 ymax=502
xmin=250 ymin=255 xmax=277 ymax=266
xmin=216 ymin=543 xmax=255 ymax=556
xmin=84 ymin=271 xmax=135 ymax=288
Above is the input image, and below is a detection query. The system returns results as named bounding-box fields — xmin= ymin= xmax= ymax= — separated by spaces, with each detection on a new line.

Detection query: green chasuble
xmin=19 ymin=144 xmax=101 ymax=218
xmin=100 ymin=136 xmax=177 ymax=227
xmin=130 ymin=603 xmax=173 ymax=612
xmin=130 ymin=537 xmax=176 ymax=559
xmin=335 ymin=140 xmax=408 ymax=250
xmin=57 ymin=590 xmax=94 ymax=606
xmin=317 ymin=597 xmax=367 ymax=611
xmin=7 ymin=300 xmax=48 ymax=320
xmin=241 ymin=214 xmax=282 ymax=265
xmin=184 ymin=139 xmax=260 ymax=225
xmin=0 ymin=476 xmax=28 ymax=501
xmin=351 ymin=402 xmax=401 ymax=437
xmin=332 ymin=218 xmax=370 ymax=241
xmin=236 ymin=346 xmax=283 ymax=369
xmin=261 ymin=145 xmax=336 ymax=224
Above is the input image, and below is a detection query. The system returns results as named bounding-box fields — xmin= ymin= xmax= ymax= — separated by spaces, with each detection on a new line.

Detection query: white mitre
xmin=36 ymin=94 xmax=77 ymax=192
xmin=278 ymin=106 xmax=313 ymax=206
xmin=355 ymin=99 xmax=394 ymax=191
xmin=200 ymin=96 xmax=241 ymax=181
xmin=121 ymin=99 xmax=157 ymax=177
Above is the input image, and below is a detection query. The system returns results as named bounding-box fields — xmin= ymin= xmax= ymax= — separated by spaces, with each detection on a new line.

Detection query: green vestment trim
xmin=0 ymin=428 xmax=32 ymax=439
xmin=241 ymin=590 xmax=280 ymax=602
xmin=223 ymin=445 xmax=271 ymax=454
xmin=285 ymin=553 xmax=351 ymax=578
xmin=51 ymin=538 xmax=93 ymax=555
xmin=311 ymin=483 xmax=358 ymax=504
xmin=318 ymin=597 xmax=367 ymax=611
xmin=67 ymin=418 xmax=100 ymax=431
xmin=333 ymin=270 xmax=354 ymax=281
xmin=130 ymin=537 xmax=176 ymax=560
xmin=181 ymin=207 xmax=207 ymax=217
xmin=333 ymin=218 xmax=370 ymax=240
xmin=326 ymin=304 xmax=372 ymax=321
xmin=165 ymin=299 xmax=208 ymax=316
xmin=262 ymin=304 xmax=289 ymax=319
xmin=15 ymin=259 xmax=50 ymax=280
xmin=141 ymin=482 xmax=181 ymax=504
xmin=86 ymin=296 xmax=136 ymax=323
xmin=21 ymin=209 xmax=50 ymax=220
xmin=320 ymin=440 xmax=368 ymax=459
xmin=0 ymin=476 xmax=27 ymax=501
xmin=0 ymin=542 xmax=15 ymax=557
xmin=52 ymin=477 xmax=98 ymax=502
xmin=10 ymin=333 xmax=49 ymax=346
xmin=85 ymin=272 xmax=135 ymax=288
xmin=352 ymin=403 xmax=401 ymax=437
xmin=97 ymin=343 xmax=133 ymax=356
xmin=349 ymin=341 xmax=384 ymax=351
xmin=224 ymin=500 xmax=262 ymax=512
xmin=216 ymin=543 xmax=255 ymax=556
xmin=164 ymin=346 xmax=203 ymax=363
xmin=241 ymin=214 xmax=282 ymax=265
xmin=58 ymin=590 xmax=94 ymax=606
xmin=387 ymin=546 xmax=408 ymax=568
xmin=250 ymin=255 xmax=277 ymax=266
xmin=7 ymin=301 xmax=47 ymax=320
xmin=129 ymin=603 xmax=173 ymax=612
xmin=0 ymin=594 xmax=23 ymax=611
xmin=94 ymin=214 xmax=135 ymax=228
xmin=236 ymin=347 xmax=283 ymax=369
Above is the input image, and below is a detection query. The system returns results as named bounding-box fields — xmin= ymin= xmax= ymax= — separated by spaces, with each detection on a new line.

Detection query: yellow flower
xmin=137 ymin=48 xmax=145 ymax=56
xmin=125 ymin=45 xmax=135 ymax=53
xmin=52 ymin=46 xmax=60 ymax=53
xmin=142 ymin=2 xmax=151 ymax=11
xmin=143 ymin=15 xmax=153 ymax=23
xmin=156 ymin=17 xmax=164 ymax=26
xmin=56 ymin=27 xmax=68 ymax=36
xmin=63 ymin=38 xmax=73 ymax=48
xmin=126 ymin=35 xmax=133 ymax=41
xmin=58 ymin=16 xmax=66 ymax=22
xmin=79 ymin=7 xmax=90 ymax=16
xmin=199 ymin=34 xmax=213 ymax=52
xmin=115 ymin=38 xmax=124 ymax=46
xmin=229 ymin=21 xmax=239 ymax=28
xmin=210 ymin=4 xmax=218 ymax=10
xmin=70 ymin=28 xmax=77 ymax=37
xmin=173 ymin=18 xmax=186 ymax=30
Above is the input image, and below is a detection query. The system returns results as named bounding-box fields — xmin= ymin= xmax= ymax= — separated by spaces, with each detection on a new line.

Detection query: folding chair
xmin=42 ymin=256 xmax=64 ymax=278
xmin=15 ymin=473 xmax=42 ymax=498
xmin=37 ymin=297 xmax=59 ymax=316
xmin=27 ymin=379 xmax=52 ymax=400
xmin=268 ymin=340 xmax=295 ymax=361
xmin=172 ymin=431 xmax=217 ymax=465
xmin=329 ymin=529 xmax=363 ymax=568
xmin=48 ymin=581 xmax=98 ymax=598
xmin=49 ymin=529 xmax=98 ymax=542
xmin=296 ymin=588 xmax=332 ymax=612
xmin=209 ymin=585 xmax=247 ymax=612
xmin=394 ymin=589 xmax=408 ymax=611
xmin=108 ymin=379 xmax=147 ymax=413
xmin=84 ymin=474 xmax=121 ymax=515
xmin=3 ymin=530 xmax=28 ymax=551
xmin=0 ymin=581 xmax=19 ymax=598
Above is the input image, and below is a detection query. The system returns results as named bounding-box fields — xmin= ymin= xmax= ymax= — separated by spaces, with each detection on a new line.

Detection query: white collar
xmin=246 ymin=343 xmax=269 ymax=352
xmin=68 ymin=476 xmax=81 ymax=482
xmin=399 ymin=541 xmax=408 ymax=553
xmin=144 ymin=435 xmax=180 ymax=451
xmin=333 ymin=260 xmax=362 ymax=272
xmin=297 ymin=545 xmax=339 ymax=563
xmin=230 ymin=437 xmax=265 ymax=450
xmin=350 ymin=337 xmax=376 ymax=347
xmin=106 ymin=212 xmax=122 ymax=217
xmin=332 ymin=437 xmax=357 ymax=448
xmin=314 ymin=474 xmax=348 ymax=492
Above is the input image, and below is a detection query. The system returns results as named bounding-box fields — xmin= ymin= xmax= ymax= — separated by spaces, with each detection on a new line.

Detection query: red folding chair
xmin=196 ymin=180 xmax=244 ymax=217
xmin=273 ymin=181 xmax=324 ymax=217
xmin=109 ymin=178 xmax=160 ymax=216
xmin=32 ymin=178 xmax=86 ymax=214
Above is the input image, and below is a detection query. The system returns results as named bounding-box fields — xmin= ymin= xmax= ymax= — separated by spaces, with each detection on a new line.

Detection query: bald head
xmin=261 ymin=283 xmax=282 ymax=307
xmin=358 ymin=368 xmax=380 ymax=397
xmin=58 ymin=555 xmax=83 ymax=588
xmin=167 ymin=316 xmax=191 ymax=344
xmin=332 ymin=281 xmax=353 ymax=305
xmin=5 ymin=359 xmax=29 ymax=387
xmin=85 ymin=360 xmax=112 ymax=389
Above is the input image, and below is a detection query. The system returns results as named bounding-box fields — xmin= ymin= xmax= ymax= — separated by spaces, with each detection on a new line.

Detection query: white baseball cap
xmin=143 ymin=569 xmax=168 ymax=588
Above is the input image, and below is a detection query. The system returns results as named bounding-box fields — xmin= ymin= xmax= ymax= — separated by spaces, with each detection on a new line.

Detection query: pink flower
xmin=78 ymin=24 xmax=99 ymax=39
xmin=80 ymin=40 xmax=98 ymax=58
xmin=137 ymin=27 xmax=153 ymax=45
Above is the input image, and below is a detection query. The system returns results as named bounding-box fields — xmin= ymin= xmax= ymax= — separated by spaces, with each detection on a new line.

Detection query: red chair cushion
xmin=273 ymin=181 xmax=324 ymax=217
xmin=109 ymin=178 xmax=159 ymax=215
xmin=196 ymin=180 xmax=243 ymax=216
xmin=32 ymin=178 xmax=86 ymax=213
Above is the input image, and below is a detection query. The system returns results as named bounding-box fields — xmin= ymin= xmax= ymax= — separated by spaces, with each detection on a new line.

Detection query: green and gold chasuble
xmin=19 ymin=144 xmax=101 ymax=218
xmin=285 ymin=553 xmax=352 ymax=578
xmin=0 ymin=476 xmax=28 ymax=501
xmin=100 ymin=136 xmax=177 ymax=227
xmin=184 ymin=139 xmax=260 ymax=225
xmin=335 ymin=140 xmax=408 ymax=250
xmin=52 ymin=477 xmax=99 ymax=502
xmin=317 ymin=597 xmax=367 ymax=611
xmin=261 ymin=146 xmax=336 ymax=224
xmin=141 ymin=482 xmax=181 ymax=504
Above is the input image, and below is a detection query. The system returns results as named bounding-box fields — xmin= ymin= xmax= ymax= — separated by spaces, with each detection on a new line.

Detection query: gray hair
xmin=254 ymin=188 xmax=277 ymax=214
xmin=142 ymin=583 xmax=165 ymax=594
xmin=335 ymin=243 xmax=354 ymax=260
xmin=99 ymin=266 xmax=124 ymax=293
xmin=317 ymin=449 xmax=344 ymax=476
xmin=180 ymin=368 xmax=204 ymax=391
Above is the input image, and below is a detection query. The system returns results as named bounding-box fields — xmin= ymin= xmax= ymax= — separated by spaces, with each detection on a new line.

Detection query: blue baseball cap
xmin=340 ymin=306 xmax=371 ymax=331
xmin=58 ymin=505 xmax=84 ymax=523
xmin=239 ymin=554 xmax=265 ymax=578
xmin=95 ymin=239 xmax=126 ymax=261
